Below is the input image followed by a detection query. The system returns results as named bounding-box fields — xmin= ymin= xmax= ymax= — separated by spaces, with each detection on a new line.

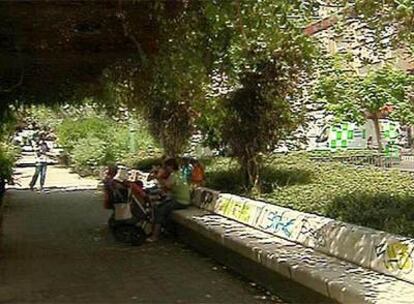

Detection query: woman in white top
xmin=29 ymin=141 xmax=49 ymax=191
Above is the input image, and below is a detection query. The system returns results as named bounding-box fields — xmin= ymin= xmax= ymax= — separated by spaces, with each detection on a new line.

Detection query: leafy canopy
xmin=315 ymin=56 xmax=414 ymax=124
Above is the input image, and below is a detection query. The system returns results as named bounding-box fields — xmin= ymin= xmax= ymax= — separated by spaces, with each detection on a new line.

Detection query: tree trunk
xmin=372 ymin=117 xmax=383 ymax=153
xmin=241 ymin=155 xmax=260 ymax=192
xmin=407 ymin=126 xmax=413 ymax=148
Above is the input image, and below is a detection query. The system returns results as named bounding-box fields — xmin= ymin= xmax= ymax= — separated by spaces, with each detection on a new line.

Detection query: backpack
xmin=191 ymin=164 xmax=205 ymax=184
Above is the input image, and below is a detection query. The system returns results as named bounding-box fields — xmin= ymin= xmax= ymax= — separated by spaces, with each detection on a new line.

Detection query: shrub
xmin=0 ymin=143 xmax=15 ymax=181
xmin=326 ymin=192 xmax=414 ymax=237
xmin=56 ymin=115 xmax=160 ymax=175
xmin=0 ymin=143 xmax=18 ymax=195
xmin=57 ymin=117 xmax=111 ymax=150
xmin=71 ymin=137 xmax=114 ymax=173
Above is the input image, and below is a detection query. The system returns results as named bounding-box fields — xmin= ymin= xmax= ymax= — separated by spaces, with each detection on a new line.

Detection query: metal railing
xmin=309 ymin=150 xmax=407 ymax=169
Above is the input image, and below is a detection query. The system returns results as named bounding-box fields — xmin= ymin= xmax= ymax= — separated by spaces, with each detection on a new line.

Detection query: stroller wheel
xmin=108 ymin=216 xmax=116 ymax=228
xmin=113 ymin=225 xmax=146 ymax=246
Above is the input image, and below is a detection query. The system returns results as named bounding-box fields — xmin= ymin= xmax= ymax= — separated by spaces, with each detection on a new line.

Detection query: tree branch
xmin=235 ymin=0 xmax=248 ymax=46
xmin=117 ymin=0 xmax=148 ymax=66
xmin=0 ymin=51 xmax=24 ymax=93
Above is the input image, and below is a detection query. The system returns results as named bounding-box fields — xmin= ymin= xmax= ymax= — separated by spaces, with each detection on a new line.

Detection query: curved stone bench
xmin=171 ymin=187 xmax=414 ymax=303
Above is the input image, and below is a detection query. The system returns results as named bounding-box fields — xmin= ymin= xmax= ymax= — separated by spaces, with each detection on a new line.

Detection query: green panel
xmin=341 ymin=140 xmax=347 ymax=148
xmin=330 ymin=140 xmax=337 ymax=148
xmin=362 ymin=129 xmax=366 ymax=139
xmin=336 ymin=131 xmax=342 ymax=140
xmin=342 ymin=123 xmax=348 ymax=130
xmin=347 ymin=130 xmax=354 ymax=139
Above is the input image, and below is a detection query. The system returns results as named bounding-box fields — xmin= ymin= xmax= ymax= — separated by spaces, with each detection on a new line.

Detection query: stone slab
xmin=172 ymin=207 xmax=414 ymax=304
xmin=191 ymin=188 xmax=414 ymax=284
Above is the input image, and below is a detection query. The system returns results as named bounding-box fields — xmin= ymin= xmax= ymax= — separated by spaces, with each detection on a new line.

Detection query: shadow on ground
xmin=0 ymin=190 xmax=288 ymax=304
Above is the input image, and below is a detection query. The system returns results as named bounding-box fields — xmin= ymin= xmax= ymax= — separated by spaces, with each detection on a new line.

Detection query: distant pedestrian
xmin=29 ymin=140 xmax=49 ymax=191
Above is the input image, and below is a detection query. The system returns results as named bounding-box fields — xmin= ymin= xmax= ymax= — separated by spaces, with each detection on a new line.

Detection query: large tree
xmin=192 ymin=1 xmax=318 ymax=189
xmin=315 ymin=60 xmax=414 ymax=152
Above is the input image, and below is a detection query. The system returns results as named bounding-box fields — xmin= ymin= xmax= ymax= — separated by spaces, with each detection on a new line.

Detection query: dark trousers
xmin=30 ymin=163 xmax=47 ymax=189
xmin=154 ymin=199 xmax=187 ymax=226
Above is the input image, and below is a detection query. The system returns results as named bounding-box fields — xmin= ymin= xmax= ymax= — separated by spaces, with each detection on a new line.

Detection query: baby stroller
xmin=108 ymin=180 xmax=155 ymax=246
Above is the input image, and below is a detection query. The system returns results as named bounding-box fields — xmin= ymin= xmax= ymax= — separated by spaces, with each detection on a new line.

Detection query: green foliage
xmin=205 ymin=158 xmax=246 ymax=194
xmin=205 ymin=156 xmax=313 ymax=195
xmin=206 ymin=154 xmax=414 ymax=236
xmin=315 ymin=61 xmax=413 ymax=123
xmin=107 ymin=0 xmax=320 ymax=160
xmin=0 ymin=143 xmax=17 ymax=181
xmin=57 ymin=116 xmax=160 ymax=174
xmin=314 ymin=61 xmax=413 ymax=151
xmin=0 ymin=110 xmax=18 ymax=182
xmin=22 ymin=103 xmax=159 ymax=175
xmin=0 ymin=110 xmax=17 ymax=140
xmin=188 ymin=1 xmax=318 ymax=188
xmin=326 ymin=192 xmax=414 ymax=236
xmin=350 ymin=0 xmax=414 ymax=51
xmin=22 ymin=105 xmax=63 ymax=130
xmin=57 ymin=117 xmax=111 ymax=151
xmin=106 ymin=1 xmax=210 ymax=156
xmin=71 ymin=137 xmax=112 ymax=173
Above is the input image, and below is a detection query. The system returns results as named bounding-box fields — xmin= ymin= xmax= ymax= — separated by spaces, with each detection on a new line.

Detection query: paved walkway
xmin=9 ymin=153 xmax=99 ymax=192
xmin=0 ymin=156 xmax=290 ymax=303
xmin=0 ymin=190 xmax=287 ymax=303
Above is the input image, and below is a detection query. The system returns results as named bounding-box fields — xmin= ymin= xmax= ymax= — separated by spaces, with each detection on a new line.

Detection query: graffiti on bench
xmin=258 ymin=208 xmax=295 ymax=238
xmin=375 ymin=240 xmax=414 ymax=274
xmin=297 ymin=217 xmax=329 ymax=248
xmin=191 ymin=187 xmax=414 ymax=284
xmin=215 ymin=195 xmax=255 ymax=224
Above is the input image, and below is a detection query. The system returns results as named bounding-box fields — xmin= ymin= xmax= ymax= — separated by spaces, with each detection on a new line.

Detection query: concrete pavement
xmin=0 ymin=154 xmax=293 ymax=303
xmin=9 ymin=152 xmax=98 ymax=192
xmin=0 ymin=190 xmax=287 ymax=303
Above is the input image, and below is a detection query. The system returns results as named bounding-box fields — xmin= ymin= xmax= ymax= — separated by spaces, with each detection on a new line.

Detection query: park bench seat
xmin=170 ymin=187 xmax=414 ymax=304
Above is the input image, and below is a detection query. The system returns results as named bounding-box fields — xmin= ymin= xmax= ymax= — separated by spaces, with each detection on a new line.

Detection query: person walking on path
xmin=29 ymin=140 xmax=49 ymax=191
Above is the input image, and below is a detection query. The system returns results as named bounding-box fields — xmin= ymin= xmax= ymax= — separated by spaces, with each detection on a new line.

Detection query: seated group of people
xmin=103 ymin=157 xmax=205 ymax=242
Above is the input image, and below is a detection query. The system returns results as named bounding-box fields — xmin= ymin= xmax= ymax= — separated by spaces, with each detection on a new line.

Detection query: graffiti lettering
xmin=260 ymin=210 xmax=295 ymax=237
xmin=230 ymin=201 xmax=243 ymax=218
xmin=238 ymin=203 xmax=252 ymax=223
xmin=216 ymin=198 xmax=232 ymax=214
xmin=215 ymin=198 xmax=252 ymax=223
xmin=375 ymin=241 xmax=414 ymax=273
xmin=298 ymin=218 xmax=327 ymax=247
xmin=200 ymin=190 xmax=214 ymax=209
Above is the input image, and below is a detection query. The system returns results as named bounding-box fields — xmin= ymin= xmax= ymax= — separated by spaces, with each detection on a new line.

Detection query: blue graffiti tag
xmin=263 ymin=211 xmax=295 ymax=237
